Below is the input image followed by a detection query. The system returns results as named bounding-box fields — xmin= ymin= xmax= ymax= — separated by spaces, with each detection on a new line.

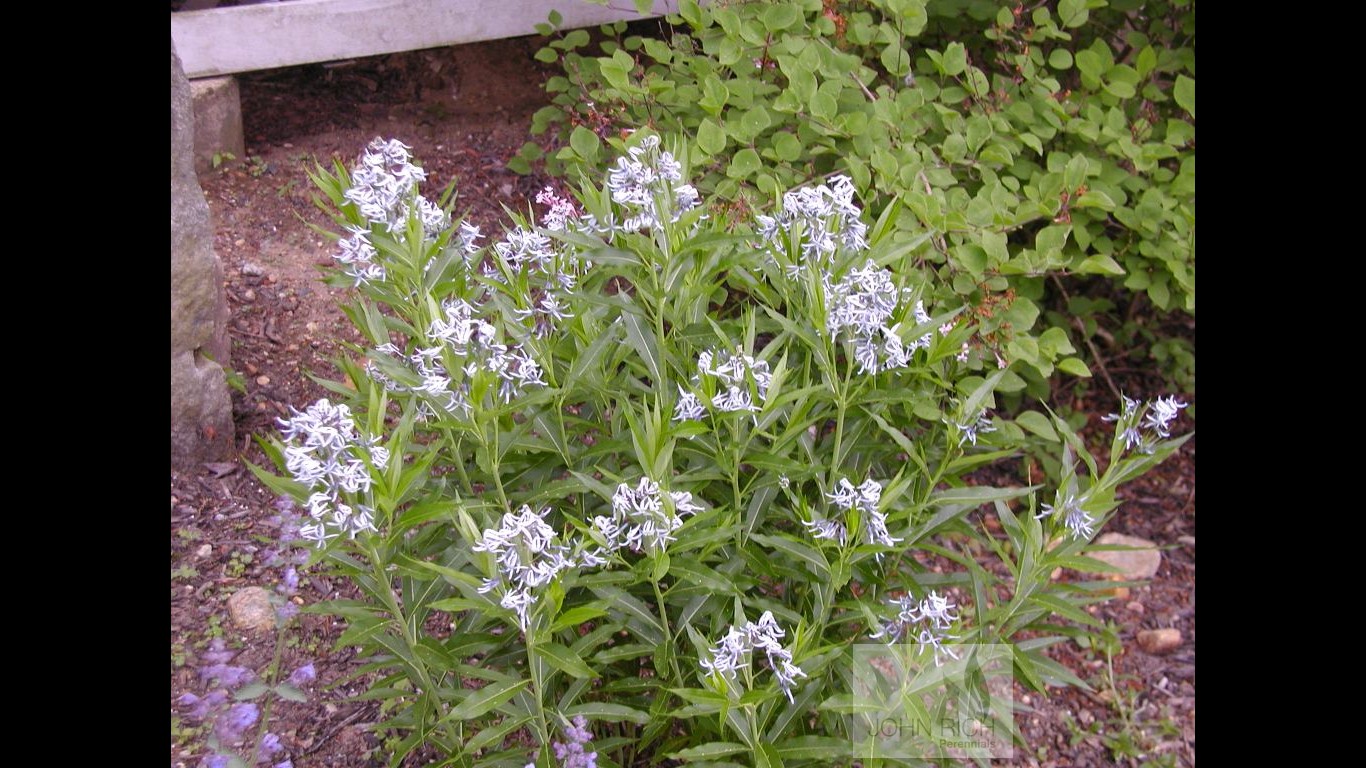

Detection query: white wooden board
xmin=172 ymin=0 xmax=681 ymax=78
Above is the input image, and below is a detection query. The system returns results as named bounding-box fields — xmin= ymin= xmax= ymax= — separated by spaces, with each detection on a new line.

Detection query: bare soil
xmin=170 ymin=36 xmax=1194 ymax=768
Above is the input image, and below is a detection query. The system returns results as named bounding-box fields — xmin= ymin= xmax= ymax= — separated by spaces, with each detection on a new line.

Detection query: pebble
xmin=245 ymin=363 xmax=259 ymax=375
xmin=1125 ymin=601 xmax=1145 ymax=614
xmin=241 ymin=262 xmax=265 ymax=276
xmin=1137 ymin=628 xmax=1182 ymax=655
xmin=256 ymin=376 xmax=271 ymax=386
xmin=235 ymin=239 xmax=247 ymax=248
xmin=499 ymin=182 xmax=514 ymax=196
xmin=305 ymin=322 xmax=319 ymax=334
xmin=1178 ymin=535 xmax=1195 ymax=546
xmin=195 ymin=544 xmax=212 ymax=558
xmin=242 ymin=289 xmax=255 ymax=302
xmin=1089 ymin=533 xmax=1162 ymax=579
xmin=227 ymin=587 xmax=276 ymax=632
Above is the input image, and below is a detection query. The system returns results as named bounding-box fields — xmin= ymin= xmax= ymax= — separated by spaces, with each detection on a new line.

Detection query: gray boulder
xmin=171 ymin=38 xmax=234 ymax=468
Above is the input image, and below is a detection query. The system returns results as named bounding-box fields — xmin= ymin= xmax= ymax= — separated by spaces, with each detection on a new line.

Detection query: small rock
xmin=1089 ymin=533 xmax=1161 ymax=579
xmin=1126 ymin=601 xmax=1145 ymax=614
xmin=1137 ymin=628 xmax=1181 ymax=655
xmin=227 ymin=587 xmax=276 ymax=632
xmin=305 ymin=322 xmax=319 ymax=334
xmin=499 ymin=182 xmax=514 ymax=196
xmin=241 ymin=262 xmax=264 ymax=276
xmin=256 ymin=376 xmax=270 ymax=386
xmin=195 ymin=544 xmax=212 ymax=558
xmin=242 ymin=288 xmax=255 ymax=302
xmin=1178 ymin=535 xmax=1195 ymax=546
xmin=245 ymin=363 xmax=258 ymax=375
xmin=204 ymin=462 xmax=238 ymax=478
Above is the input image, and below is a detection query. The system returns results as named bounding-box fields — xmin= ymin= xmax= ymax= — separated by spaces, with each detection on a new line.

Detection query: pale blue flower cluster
xmin=474 ymin=505 xmax=606 ymax=630
xmin=949 ymin=407 xmax=997 ymax=447
xmin=825 ymin=261 xmax=935 ymax=374
xmin=808 ymin=476 xmax=900 ymax=550
xmin=754 ymin=176 xmax=946 ymax=375
xmin=594 ymin=477 xmax=703 ymax=555
xmin=278 ymin=399 xmax=388 ymax=545
xmin=1036 ymin=491 xmax=1095 ymax=540
xmin=1101 ymin=393 xmax=1189 ymax=455
xmin=871 ymin=591 xmax=961 ymax=666
xmin=362 ymin=297 xmax=547 ymax=422
xmin=604 ymin=134 xmax=700 ymax=231
xmin=335 ymin=137 xmax=448 ymax=286
xmin=701 ymin=611 xmax=808 ymax=702
xmin=672 ymin=347 xmax=773 ymax=421
xmin=755 ymin=173 xmax=868 ymax=272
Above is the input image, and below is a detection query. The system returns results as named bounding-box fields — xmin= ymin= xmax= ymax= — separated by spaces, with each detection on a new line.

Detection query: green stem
xmin=248 ymin=609 xmax=292 ymax=761
xmin=803 ymin=548 xmax=845 ymax=660
xmin=827 ymin=350 xmax=855 ymax=491
xmin=524 ymin=626 xmax=552 ymax=765
xmin=652 ymin=575 xmax=683 ymax=683
xmin=367 ymin=541 xmax=442 ymax=740
xmin=731 ymin=439 xmax=745 ymax=549
xmin=484 ymin=414 xmax=510 ymax=510
xmin=451 ymin=433 xmax=475 ymax=496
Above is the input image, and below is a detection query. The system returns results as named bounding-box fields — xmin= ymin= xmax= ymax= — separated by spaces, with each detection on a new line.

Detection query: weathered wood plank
xmin=171 ymin=0 xmax=680 ymax=78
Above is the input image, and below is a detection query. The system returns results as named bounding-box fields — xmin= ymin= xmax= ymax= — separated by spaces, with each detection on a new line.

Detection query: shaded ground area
xmin=170 ymin=36 xmax=1194 ymax=768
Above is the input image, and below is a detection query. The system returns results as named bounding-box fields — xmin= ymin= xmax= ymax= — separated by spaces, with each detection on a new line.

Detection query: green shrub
xmin=254 ymin=135 xmax=1190 ymax=766
xmin=531 ymin=0 xmax=1195 ymax=396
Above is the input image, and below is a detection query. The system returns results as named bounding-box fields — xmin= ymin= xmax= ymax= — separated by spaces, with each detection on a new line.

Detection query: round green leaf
xmin=1015 ymin=410 xmax=1059 ymax=441
xmin=941 ymin=43 xmax=967 ymax=76
xmin=1057 ymin=357 xmax=1092 ymax=377
xmin=697 ymin=119 xmax=726 ymax=155
xmin=1048 ymin=49 xmax=1073 ymax=70
xmin=569 ymin=126 xmax=599 ymax=162
xmin=1075 ymin=50 xmax=1105 ymax=80
xmin=1058 ymin=0 xmax=1088 ymax=28
xmin=880 ymin=43 xmax=910 ymax=76
xmin=811 ymin=90 xmax=837 ymax=120
xmin=742 ymin=106 xmax=772 ymax=136
xmin=1104 ymin=79 xmax=1136 ymax=99
xmin=762 ymin=4 xmax=801 ymax=31
xmin=771 ymin=131 xmax=801 ymax=162
xmin=1174 ymin=75 xmax=1195 ymax=119
xmin=728 ymin=148 xmax=761 ymax=178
